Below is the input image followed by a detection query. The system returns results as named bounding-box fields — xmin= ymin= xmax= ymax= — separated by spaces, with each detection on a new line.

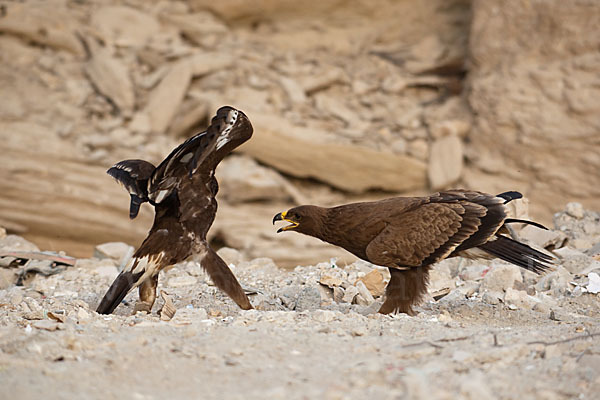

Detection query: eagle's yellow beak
xmin=273 ymin=211 xmax=299 ymax=233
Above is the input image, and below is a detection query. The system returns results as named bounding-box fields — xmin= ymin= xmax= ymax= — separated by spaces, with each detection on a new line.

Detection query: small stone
xmin=342 ymin=285 xmax=359 ymax=303
xmin=312 ymin=310 xmax=336 ymax=323
xmin=482 ymin=291 xmax=502 ymax=305
xmin=319 ymin=275 xmax=344 ymax=289
xmin=333 ymin=286 xmax=345 ymax=303
xmin=535 ymin=267 xmax=572 ymax=293
xmin=216 ymin=247 xmax=245 ymax=267
xmin=77 ymin=308 xmax=91 ymax=322
xmin=480 ymin=263 xmax=523 ymax=292
xmin=565 ymin=202 xmax=585 ymax=219
xmin=357 ymin=269 xmax=386 ymax=297
xmin=94 ymin=242 xmax=134 ymax=261
xmin=519 ymin=226 xmax=567 ymax=249
xmin=587 ymin=272 xmax=600 ymax=294
xmin=459 ymin=264 xmax=490 ymax=281
xmin=32 ymin=320 xmax=59 ymax=331
xmin=504 ymin=288 xmax=539 ymax=310
xmin=355 ymin=281 xmax=375 ymax=304
xmin=295 ymin=286 xmax=321 ymax=312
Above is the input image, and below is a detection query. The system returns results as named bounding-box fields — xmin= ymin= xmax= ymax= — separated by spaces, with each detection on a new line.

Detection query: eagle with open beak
xmin=274 ymin=190 xmax=554 ymax=315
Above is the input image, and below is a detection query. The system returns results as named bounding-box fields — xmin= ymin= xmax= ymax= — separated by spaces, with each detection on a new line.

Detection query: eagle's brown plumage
xmin=273 ymin=190 xmax=554 ymax=315
xmin=96 ymin=106 xmax=253 ymax=314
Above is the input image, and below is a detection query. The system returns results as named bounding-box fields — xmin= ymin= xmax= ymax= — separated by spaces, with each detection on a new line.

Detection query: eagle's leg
xmin=203 ymin=249 xmax=253 ymax=310
xmin=378 ymin=266 xmax=431 ymax=315
xmin=133 ymin=274 xmax=159 ymax=314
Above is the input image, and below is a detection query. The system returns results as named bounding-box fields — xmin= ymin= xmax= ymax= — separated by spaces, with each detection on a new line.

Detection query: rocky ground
xmin=0 ymin=204 xmax=598 ymax=399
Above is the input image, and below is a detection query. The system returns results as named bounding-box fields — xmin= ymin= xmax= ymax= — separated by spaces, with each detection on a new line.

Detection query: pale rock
xmin=438 ymin=287 xmax=467 ymax=304
xmin=587 ymin=272 xmax=600 ymax=294
xmin=565 ymin=202 xmax=585 ymax=219
xmin=94 ymin=242 xmax=134 ymax=261
xmin=428 ymin=268 xmax=455 ymax=294
xmin=94 ymin=265 xmax=119 ymax=280
xmin=91 ymin=6 xmax=160 ymax=47
xmin=355 ymin=281 xmax=375 ymax=304
xmin=459 ymin=264 xmax=490 ymax=281
xmin=77 ymin=308 xmax=91 ymax=322
xmin=0 ymin=235 xmax=40 ymax=252
xmin=0 ymin=227 xmax=6 ymax=240
xmin=407 ymin=139 xmax=429 ymax=160
xmin=279 ymin=76 xmax=307 ymax=103
xmin=342 ymin=285 xmax=359 ymax=304
xmin=189 ymin=52 xmax=234 ymax=77
xmin=333 ymin=286 xmax=345 ymax=303
xmin=160 ymin=12 xmax=228 ymax=48
xmin=168 ymin=276 xmax=198 ymax=288
xmin=216 ymin=247 xmax=245 ymax=267
xmin=295 ymin=286 xmax=321 ymax=311
xmin=535 ymin=266 xmax=572 ymax=293
xmin=145 ymin=60 xmax=192 ymax=134
xmin=430 ymin=119 xmax=471 ymax=139
xmin=428 ymin=135 xmax=463 ymax=190
xmin=216 ymin=155 xmax=297 ymax=203
xmin=520 ymin=225 xmax=567 ymax=249
xmin=356 ymin=269 xmax=386 ymax=297
xmin=167 ymin=98 xmax=209 ymax=138
xmin=504 ymin=288 xmax=540 ymax=310
xmin=128 ymin=113 xmax=152 ymax=135
xmin=312 ymin=309 xmax=336 ymax=323
xmin=481 ymin=263 xmax=523 ymax=292
xmin=0 ymin=2 xmax=84 ymax=55
xmin=558 ymin=250 xmax=599 ymax=275
xmin=32 ymin=320 xmax=59 ymax=331
xmin=299 ymin=67 xmax=346 ymax=94
xmin=314 ymin=93 xmax=362 ymax=127
xmin=85 ymin=46 xmax=135 ymax=115
xmin=319 ymin=275 xmax=344 ymax=289
xmin=239 ymin=114 xmax=427 ymax=193
xmin=482 ymin=291 xmax=502 ymax=305
xmin=381 ymin=75 xmax=408 ymax=93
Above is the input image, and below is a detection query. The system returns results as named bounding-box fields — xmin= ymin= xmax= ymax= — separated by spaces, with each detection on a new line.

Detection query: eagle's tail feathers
xmin=496 ymin=191 xmax=523 ymax=204
xmin=96 ymin=270 xmax=144 ymax=314
xmin=479 ymin=235 xmax=554 ymax=275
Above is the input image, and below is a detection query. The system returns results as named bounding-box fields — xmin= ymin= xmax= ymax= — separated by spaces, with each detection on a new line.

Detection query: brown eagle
xmin=273 ymin=190 xmax=553 ymax=315
xmin=96 ymin=106 xmax=253 ymax=314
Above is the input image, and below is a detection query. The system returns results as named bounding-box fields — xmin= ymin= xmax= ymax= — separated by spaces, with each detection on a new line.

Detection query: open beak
xmin=273 ymin=211 xmax=299 ymax=233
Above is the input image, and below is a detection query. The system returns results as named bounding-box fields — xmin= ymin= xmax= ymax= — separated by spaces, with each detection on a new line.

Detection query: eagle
xmin=273 ymin=190 xmax=554 ymax=315
xmin=96 ymin=106 xmax=253 ymax=314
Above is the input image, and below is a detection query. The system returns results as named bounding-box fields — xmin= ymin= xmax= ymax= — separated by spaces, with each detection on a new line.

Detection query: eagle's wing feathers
xmin=147 ymin=107 xmax=252 ymax=205
xmin=107 ymin=159 xmax=156 ymax=219
xmin=365 ymin=201 xmax=486 ymax=267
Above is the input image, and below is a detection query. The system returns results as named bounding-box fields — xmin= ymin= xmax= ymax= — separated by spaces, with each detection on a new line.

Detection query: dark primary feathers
xmin=274 ymin=189 xmax=554 ymax=315
xmin=97 ymin=106 xmax=253 ymax=315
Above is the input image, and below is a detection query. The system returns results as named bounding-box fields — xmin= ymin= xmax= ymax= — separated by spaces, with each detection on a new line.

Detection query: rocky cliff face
xmin=0 ymin=0 xmax=597 ymax=264
xmin=465 ymin=0 xmax=600 ymax=222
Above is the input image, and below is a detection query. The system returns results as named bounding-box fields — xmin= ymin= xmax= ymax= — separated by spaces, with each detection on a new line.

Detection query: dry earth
xmin=1 ymin=205 xmax=599 ymax=399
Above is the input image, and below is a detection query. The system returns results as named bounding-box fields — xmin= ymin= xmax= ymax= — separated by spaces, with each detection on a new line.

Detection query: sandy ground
xmin=1 ymin=206 xmax=600 ymax=400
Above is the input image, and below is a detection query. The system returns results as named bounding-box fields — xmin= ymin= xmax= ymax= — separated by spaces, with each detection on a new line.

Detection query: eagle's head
xmin=273 ymin=205 xmax=325 ymax=236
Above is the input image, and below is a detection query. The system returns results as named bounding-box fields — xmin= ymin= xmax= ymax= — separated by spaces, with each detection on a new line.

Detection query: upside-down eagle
xmin=96 ymin=107 xmax=253 ymax=314
xmin=274 ymin=190 xmax=554 ymax=315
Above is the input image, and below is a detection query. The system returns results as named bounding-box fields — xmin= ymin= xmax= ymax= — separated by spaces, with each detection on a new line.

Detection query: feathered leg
xmin=133 ymin=274 xmax=159 ymax=313
xmin=379 ymin=266 xmax=431 ymax=315
xmin=202 ymin=249 xmax=253 ymax=310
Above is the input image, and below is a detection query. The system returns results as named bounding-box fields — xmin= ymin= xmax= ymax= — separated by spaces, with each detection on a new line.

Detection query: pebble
xmin=342 ymin=285 xmax=359 ymax=303
xmin=565 ymin=202 xmax=585 ymax=219
xmin=295 ymin=286 xmax=321 ymax=312
xmin=481 ymin=263 xmax=523 ymax=292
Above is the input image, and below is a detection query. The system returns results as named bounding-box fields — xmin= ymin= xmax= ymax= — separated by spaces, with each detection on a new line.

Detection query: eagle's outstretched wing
xmin=147 ymin=106 xmax=253 ymax=205
xmin=107 ymin=159 xmax=155 ymax=219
